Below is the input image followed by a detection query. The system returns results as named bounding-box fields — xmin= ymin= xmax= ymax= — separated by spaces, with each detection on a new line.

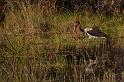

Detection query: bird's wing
xmin=87 ymin=28 xmax=107 ymax=37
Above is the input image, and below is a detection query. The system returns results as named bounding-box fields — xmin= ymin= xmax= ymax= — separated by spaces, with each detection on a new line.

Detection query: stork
xmin=73 ymin=20 xmax=108 ymax=39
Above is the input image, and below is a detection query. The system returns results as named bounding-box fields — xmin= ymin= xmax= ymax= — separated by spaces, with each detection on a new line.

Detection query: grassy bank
xmin=0 ymin=2 xmax=124 ymax=82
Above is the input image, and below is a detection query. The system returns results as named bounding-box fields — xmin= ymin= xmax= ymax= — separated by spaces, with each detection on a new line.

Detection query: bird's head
xmin=73 ymin=20 xmax=80 ymax=32
xmin=73 ymin=20 xmax=84 ymax=32
xmin=74 ymin=20 xmax=80 ymax=27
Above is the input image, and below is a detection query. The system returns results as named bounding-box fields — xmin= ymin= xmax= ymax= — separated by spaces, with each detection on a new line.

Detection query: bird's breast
xmin=84 ymin=28 xmax=93 ymax=32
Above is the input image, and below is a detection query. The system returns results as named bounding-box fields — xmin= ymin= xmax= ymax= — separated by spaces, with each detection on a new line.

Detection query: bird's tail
xmin=106 ymin=38 xmax=110 ymax=44
xmin=106 ymin=36 xmax=111 ymax=47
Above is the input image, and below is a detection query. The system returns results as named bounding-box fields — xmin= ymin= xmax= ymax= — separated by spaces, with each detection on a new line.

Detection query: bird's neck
xmin=73 ymin=25 xmax=79 ymax=32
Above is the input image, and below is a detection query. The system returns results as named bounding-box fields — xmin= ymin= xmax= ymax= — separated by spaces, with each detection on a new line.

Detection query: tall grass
xmin=0 ymin=1 xmax=124 ymax=82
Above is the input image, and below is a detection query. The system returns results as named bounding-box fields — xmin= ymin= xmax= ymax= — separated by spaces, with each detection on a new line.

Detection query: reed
xmin=0 ymin=1 xmax=124 ymax=82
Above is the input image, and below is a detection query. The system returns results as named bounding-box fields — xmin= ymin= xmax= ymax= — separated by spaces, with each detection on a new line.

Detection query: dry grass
xmin=0 ymin=1 xmax=124 ymax=82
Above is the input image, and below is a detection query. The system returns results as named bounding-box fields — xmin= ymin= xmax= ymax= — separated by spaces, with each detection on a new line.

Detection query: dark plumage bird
xmin=83 ymin=27 xmax=108 ymax=39
xmin=73 ymin=20 xmax=108 ymax=39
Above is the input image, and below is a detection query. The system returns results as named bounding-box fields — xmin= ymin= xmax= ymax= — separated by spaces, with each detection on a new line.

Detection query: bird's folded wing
xmin=87 ymin=29 xmax=107 ymax=37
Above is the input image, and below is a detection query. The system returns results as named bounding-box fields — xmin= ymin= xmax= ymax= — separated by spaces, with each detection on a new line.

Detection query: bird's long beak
xmin=73 ymin=25 xmax=77 ymax=32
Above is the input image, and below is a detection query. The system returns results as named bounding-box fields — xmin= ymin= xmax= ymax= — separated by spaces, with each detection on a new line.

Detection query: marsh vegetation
xmin=0 ymin=0 xmax=124 ymax=82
